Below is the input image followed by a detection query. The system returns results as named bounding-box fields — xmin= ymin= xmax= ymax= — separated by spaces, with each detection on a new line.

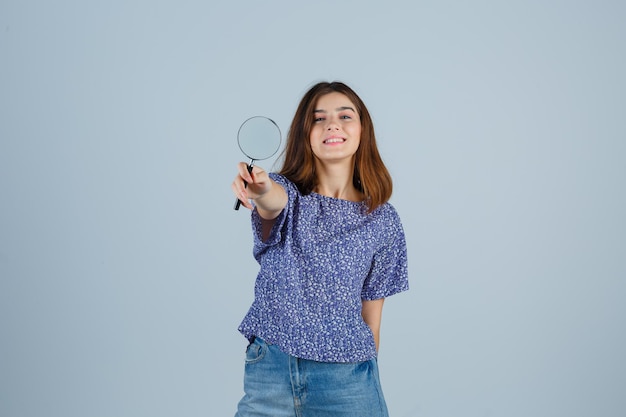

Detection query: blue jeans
xmin=235 ymin=337 xmax=389 ymax=417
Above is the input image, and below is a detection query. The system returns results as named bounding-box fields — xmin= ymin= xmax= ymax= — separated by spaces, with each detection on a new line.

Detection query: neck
xmin=313 ymin=159 xmax=363 ymax=201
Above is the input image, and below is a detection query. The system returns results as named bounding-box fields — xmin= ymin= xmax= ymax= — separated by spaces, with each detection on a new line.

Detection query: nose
xmin=326 ymin=120 xmax=340 ymax=130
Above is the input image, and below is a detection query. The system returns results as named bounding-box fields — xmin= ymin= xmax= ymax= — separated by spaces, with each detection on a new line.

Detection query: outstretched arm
xmin=362 ymin=298 xmax=385 ymax=352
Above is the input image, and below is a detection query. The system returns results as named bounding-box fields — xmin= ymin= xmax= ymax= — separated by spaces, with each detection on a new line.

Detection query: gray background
xmin=1 ymin=1 xmax=625 ymax=416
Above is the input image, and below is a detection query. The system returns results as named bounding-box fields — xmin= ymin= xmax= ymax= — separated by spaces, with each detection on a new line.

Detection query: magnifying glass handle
xmin=234 ymin=163 xmax=254 ymax=210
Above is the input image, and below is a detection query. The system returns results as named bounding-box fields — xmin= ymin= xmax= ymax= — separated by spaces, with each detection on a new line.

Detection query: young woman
xmin=231 ymin=81 xmax=409 ymax=417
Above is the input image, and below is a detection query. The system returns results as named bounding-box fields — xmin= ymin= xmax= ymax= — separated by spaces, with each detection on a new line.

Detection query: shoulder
xmin=371 ymin=201 xmax=402 ymax=223
xmin=368 ymin=202 xmax=406 ymax=240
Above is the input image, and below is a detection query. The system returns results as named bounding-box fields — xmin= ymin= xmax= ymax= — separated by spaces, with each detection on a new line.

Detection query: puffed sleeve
xmin=361 ymin=205 xmax=409 ymax=300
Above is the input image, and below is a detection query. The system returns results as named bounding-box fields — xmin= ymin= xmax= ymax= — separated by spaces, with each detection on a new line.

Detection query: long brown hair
xmin=278 ymin=81 xmax=393 ymax=213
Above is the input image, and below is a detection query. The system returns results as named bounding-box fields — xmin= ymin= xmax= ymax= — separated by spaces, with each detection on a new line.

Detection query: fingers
xmin=232 ymin=162 xmax=268 ymax=210
xmin=237 ymin=162 xmax=253 ymax=183
xmin=238 ymin=163 xmax=268 ymax=185
xmin=231 ymin=180 xmax=251 ymax=209
xmin=237 ymin=162 xmax=267 ymax=184
xmin=232 ymin=175 xmax=253 ymax=210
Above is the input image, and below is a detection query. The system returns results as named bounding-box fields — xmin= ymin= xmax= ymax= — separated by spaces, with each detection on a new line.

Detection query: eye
xmin=340 ymin=115 xmax=352 ymax=120
xmin=314 ymin=116 xmax=325 ymax=122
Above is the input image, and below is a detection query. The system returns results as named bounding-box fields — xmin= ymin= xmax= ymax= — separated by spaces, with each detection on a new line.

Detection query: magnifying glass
xmin=234 ymin=116 xmax=282 ymax=210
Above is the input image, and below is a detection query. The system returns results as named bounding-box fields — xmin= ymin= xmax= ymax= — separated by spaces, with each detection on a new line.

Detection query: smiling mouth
xmin=323 ymin=138 xmax=345 ymax=144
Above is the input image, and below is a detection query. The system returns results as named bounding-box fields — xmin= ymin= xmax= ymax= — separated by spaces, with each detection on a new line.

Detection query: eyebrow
xmin=313 ymin=106 xmax=356 ymax=113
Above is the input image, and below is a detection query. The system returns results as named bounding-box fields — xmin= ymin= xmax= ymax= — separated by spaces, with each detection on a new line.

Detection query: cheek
xmin=310 ymin=125 xmax=322 ymax=141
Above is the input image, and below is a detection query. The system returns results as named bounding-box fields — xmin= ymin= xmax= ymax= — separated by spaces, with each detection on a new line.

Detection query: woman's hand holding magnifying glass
xmin=232 ymin=162 xmax=287 ymax=219
xmin=232 ymin=163 xmax=271 ymax=210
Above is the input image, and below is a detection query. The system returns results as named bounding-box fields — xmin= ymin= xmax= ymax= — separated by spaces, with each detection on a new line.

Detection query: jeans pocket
xmin=244 ymin=337 xmax=267 ymax=364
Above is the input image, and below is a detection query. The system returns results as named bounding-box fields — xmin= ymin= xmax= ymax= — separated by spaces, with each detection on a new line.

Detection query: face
xmin=309 ymin=92 xmax=361 ymax=165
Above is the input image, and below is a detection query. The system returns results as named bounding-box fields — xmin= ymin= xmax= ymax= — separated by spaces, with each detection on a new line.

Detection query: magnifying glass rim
xmin=237 ymin=115 xmax=282 ymax=161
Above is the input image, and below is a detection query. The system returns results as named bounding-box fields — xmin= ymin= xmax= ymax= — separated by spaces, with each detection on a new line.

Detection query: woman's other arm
xmin=362 ymin=298 xmax=385 ymax=352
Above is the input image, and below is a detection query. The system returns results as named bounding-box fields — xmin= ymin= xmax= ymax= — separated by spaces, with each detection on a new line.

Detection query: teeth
xmin=325 ymin=138 xmax=344 ymax=144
